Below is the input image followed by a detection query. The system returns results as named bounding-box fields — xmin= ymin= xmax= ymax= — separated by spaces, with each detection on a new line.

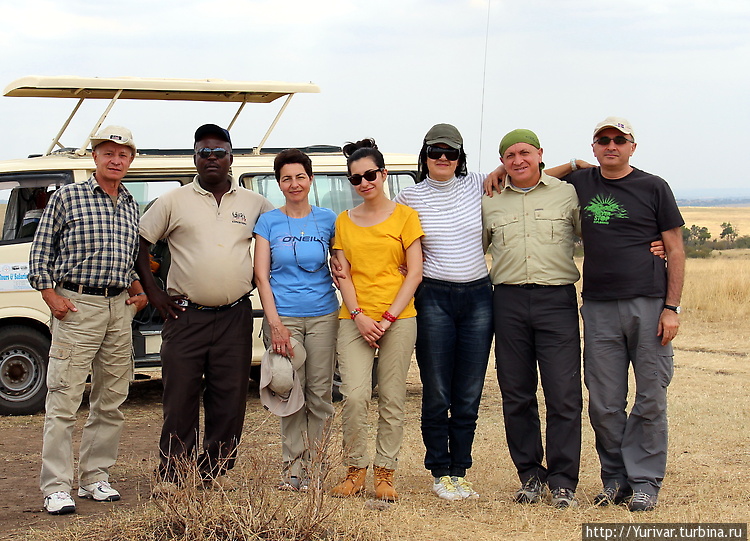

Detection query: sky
xmin=0 ymin=0 xmax=748 ymax=198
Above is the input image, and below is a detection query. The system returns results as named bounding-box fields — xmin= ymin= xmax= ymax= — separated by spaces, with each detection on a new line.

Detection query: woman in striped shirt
xmin=393 ymin=123 xmax=495 ymax=501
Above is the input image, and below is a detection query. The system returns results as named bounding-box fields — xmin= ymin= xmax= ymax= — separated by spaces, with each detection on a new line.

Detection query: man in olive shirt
xmin=482 ymin=129 xmax=582 ymax=509
xmin=136 ymin=124 xmax=274 ymax=489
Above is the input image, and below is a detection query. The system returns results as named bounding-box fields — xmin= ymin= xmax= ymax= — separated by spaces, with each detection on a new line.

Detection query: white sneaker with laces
xmin=44 ymin=491 xmax=76 ymax=515
xmin=432 ymin=476 xmax=462 ymax=501
xmin=451 ymin=476 xmax=480 ymax=499
xmin=78 ymin=480 xmax=121 ymax=501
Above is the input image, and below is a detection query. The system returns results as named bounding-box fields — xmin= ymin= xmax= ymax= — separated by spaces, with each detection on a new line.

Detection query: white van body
xmin=0 ymin=76 xmax=418 ymax=414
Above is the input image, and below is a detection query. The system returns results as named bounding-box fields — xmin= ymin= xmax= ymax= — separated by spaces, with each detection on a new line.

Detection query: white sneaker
xmin=44 ymin=491 xmax=76 ymax=515
xmin=451 ymin=476 xmax=480 ymax=499
xmin=432 ymin=476 xmax=462 ymax=501
xmin=78 ymin=480 xmax=121 ymax=502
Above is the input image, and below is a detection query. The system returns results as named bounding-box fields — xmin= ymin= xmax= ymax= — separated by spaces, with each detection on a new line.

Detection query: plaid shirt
xmin=28 ymin=175 xmax=140 ymax=290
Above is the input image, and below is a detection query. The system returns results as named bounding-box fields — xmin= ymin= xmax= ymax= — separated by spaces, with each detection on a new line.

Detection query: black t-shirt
xmin=563 ymin=167 xmax=683 ymax=301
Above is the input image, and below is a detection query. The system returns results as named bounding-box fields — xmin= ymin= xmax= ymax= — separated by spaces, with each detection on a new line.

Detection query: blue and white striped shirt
xmin=394 ymin=172 xmax=489 ymax=282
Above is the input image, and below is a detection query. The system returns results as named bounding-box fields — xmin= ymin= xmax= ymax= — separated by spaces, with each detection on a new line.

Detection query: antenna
xmin=479 ymin=0 xmax=491 ymax=171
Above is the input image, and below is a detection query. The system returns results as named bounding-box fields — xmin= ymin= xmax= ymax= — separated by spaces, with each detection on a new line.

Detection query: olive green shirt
xmin=482 ymin=172 xmax=581 ymax=286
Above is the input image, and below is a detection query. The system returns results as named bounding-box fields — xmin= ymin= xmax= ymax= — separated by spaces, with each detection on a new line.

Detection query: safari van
xmin=0 ymin=76 xmax=418 ymax=415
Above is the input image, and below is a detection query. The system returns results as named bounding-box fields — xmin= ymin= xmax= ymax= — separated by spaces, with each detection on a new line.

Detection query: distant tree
xmin=736 ymin=235 xmax=750 ymax=249
xmin=689 ymin=224 xmax=711 ymax=244
xmin=720 ymin=222 xmax=738 ymax=243
xmin=682 ymin=224 xmax=713 ymax=257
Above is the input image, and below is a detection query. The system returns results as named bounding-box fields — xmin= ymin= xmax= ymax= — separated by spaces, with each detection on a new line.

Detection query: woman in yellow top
xmin=330 ymin=138 xmax=424 ymax=501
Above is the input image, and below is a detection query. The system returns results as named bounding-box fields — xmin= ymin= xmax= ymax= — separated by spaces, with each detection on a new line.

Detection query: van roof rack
xmin=134 ymin=145 xmax=343 ymax=157
xmin=3 ymin=76 xmax=321 ymax=157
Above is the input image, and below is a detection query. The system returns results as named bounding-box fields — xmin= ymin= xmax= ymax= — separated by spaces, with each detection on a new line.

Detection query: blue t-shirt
xmin=254 ymin=206 xmax=338 ymax=317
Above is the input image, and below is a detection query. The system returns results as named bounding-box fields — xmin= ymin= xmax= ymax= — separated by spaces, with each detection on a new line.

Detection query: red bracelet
xmin=350 ymin=308 xmax=363 ymax=320
xmin=382 ymin=311 xmax=397 ymax=323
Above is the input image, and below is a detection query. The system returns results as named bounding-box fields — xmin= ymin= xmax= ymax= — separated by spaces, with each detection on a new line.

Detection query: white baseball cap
xmin=91 ymin=125 xmax=137 ymax=153
xmin=259 ymin=337 xmax=306 ymax=417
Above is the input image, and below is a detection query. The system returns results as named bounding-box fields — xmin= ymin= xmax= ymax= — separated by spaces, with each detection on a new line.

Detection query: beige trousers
xmin=40 ymin=287 xmax=135 ymax=496
xmin=263 ymin=311 xmax=339 ymax=479
xmin=337 ymin=317 xmax=416 ymax=470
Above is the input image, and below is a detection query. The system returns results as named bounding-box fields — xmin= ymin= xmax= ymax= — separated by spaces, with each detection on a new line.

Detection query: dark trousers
xmin=158 ymin=299 xmax=253 ymax=480
xmin=493 ymin=284 xmax=582 ymax=491
xmin=415 ymin=276 xmax=493 ymax=478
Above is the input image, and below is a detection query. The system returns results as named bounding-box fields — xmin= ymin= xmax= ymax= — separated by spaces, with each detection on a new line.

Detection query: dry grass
xmin=679 ymin=206 xmax=750 ymax=239
xmin=12 ymin=251 xmax=750 ymax=541
xmin=683 ymin=256 xmax=750 ymax=321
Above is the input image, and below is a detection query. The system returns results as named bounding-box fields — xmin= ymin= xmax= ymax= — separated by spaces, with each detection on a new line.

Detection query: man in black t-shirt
xmin=562 ymin=117 xmax=685 ymax=512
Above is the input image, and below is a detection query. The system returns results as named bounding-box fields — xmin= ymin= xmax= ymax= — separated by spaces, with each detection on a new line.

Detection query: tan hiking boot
xmin=374 ymin=466 xmax=398 ymax=501
xmin=331 ymin=466 xmax=367 ymax=497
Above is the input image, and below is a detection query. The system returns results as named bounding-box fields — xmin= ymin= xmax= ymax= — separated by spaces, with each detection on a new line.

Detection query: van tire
xmin=0 ymin=326 xmax=50 ymax=415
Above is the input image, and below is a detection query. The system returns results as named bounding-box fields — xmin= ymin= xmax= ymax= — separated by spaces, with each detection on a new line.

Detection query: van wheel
xmin=0 ymin=326 xmax=50 ymax=415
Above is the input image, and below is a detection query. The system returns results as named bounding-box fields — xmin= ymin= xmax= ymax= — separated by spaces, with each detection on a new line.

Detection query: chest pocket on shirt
xmin=491 ymin=214 xmax=521 ymax=246
xmin=534 ymin=209 xmax=570 ymax=245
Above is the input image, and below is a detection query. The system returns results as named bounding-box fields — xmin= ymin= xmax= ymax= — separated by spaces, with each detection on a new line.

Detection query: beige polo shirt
xmin=482 ymin=172 xmax=581 ymax=286
xmin=140 ymin=175 xmax=274 ymax=306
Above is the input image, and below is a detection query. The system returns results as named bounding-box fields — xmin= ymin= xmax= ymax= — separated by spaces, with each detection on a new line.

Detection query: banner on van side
xmin=0 ymin=262 xmax=33 ymax=291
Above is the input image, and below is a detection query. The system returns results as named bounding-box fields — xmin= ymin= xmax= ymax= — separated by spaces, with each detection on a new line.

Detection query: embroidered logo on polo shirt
xmin=232 ymin=211 xmax=247 ymax=225
xmin=583 ymin=194 xmax=628 ymax=225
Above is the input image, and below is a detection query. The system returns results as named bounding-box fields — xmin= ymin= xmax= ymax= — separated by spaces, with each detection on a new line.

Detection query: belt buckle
xmin=103 ymin=287 xmax=109 ymax=297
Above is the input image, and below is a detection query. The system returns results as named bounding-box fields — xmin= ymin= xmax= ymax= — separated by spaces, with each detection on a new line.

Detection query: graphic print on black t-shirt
xmin=562 ymin=167 xmax=684 ymax=301
xmin=583 ymin=194 xmax=628 ymax=225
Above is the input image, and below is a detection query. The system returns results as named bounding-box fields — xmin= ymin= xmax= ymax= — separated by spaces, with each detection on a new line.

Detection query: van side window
xmin=242 ymin=172 xmax=416 ymax=215
xmin=0 ymin=171 xmax=72 ymax=243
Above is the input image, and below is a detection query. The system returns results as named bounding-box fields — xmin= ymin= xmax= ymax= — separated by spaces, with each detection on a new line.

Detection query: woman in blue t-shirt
xmin=253 ymin=149 xmax=339 ymax=491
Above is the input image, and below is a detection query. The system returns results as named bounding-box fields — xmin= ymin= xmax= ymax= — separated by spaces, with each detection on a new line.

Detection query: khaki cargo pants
xmin=40 ymin=287 xmax=135 ymax=497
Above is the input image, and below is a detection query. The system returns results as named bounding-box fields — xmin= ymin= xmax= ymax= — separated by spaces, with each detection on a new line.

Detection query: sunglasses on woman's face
xmin=426 ymin=145 xmax=460 ymax=161
xmin=348 ymin=168 xmax=383 ymax=186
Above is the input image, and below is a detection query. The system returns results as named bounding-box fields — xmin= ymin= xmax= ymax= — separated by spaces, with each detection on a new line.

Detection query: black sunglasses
xmin=293 ymin=239 xmax=328 ymax=273
xmin=594 ymin=136 xmax=634 ymax=146
xmin=196 ymin=147 xmax=230 ymax=159
xmin=426 ymin=145 xmax=460 ymax=161
xmin=348 ymin=168 xmax=383 ymax=186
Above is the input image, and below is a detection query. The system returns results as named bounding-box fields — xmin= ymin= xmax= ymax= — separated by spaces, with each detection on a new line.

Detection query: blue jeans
xmin=415 ymin=276 xmax=493 ymax=478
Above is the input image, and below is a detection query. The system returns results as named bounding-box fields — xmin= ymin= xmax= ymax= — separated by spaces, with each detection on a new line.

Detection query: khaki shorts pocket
xmin=47 ymin=343 xmax=73 ymax=391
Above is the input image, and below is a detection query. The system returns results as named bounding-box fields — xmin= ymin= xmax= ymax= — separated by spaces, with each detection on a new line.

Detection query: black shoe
xmin=628 ymin=491 xmax=657 ymax=512
xmin=550 ymin=487 xmax=578 ymax=509
xmin=514 ymin=478 xmax=544 ymax=504
xmin=594 ymin=485 xmax=633 ymax=507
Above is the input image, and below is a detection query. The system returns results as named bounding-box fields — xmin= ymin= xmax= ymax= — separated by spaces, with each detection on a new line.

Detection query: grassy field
xmin=3 ymin=254 xmax=749 ymax=541
xmin=679 ymin=206 xmax=750 ymax=239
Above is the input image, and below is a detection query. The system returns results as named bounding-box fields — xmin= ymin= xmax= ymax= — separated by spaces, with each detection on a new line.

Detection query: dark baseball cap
xmin=194 ymin=123 xmax=232 ymax=146
xmin=423 ymin=123 xmax=463 ymax=149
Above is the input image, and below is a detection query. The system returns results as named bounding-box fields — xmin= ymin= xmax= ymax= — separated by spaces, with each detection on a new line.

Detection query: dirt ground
xmin=0 ymin=377 xmax=169 ymax=539
xmin=1 ymin=320 xmax=749 ymax=540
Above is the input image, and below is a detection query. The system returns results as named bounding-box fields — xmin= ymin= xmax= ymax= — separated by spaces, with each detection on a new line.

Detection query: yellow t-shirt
xmin=333 ymin=203 xmax=424 ymax=320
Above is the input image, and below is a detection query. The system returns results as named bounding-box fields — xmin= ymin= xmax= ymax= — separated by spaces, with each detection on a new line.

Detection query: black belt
xmin=501 ymin=283 xmax=567 ymax=289
xmin=61 ymin=282 xmax=125 ymax=297
xmin=185 ymin=293 xmax=250 ymax=312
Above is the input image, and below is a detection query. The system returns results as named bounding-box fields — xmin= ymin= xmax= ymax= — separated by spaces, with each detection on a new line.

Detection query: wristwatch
xmin=664 ymin=304 xmax=681 ymax=314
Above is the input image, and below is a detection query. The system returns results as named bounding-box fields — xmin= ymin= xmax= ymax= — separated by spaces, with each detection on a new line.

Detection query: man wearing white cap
xmin=29 ymin=126 xmax=147 ymax=514
xmin=561 ymin=117 xmax=685 ymax=511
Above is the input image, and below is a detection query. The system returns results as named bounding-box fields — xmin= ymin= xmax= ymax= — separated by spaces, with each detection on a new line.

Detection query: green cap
xmin=424 ymin=123 xmax=463 ymax=149
xmin=499 ymin=129 xmax=540 ymax=156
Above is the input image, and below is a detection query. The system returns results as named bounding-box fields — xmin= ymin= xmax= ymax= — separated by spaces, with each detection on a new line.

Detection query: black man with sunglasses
xmin=560 ymin=116 xmax=685 ymax=512
xmin=136 ymin=124 xmax=274 ymax=493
